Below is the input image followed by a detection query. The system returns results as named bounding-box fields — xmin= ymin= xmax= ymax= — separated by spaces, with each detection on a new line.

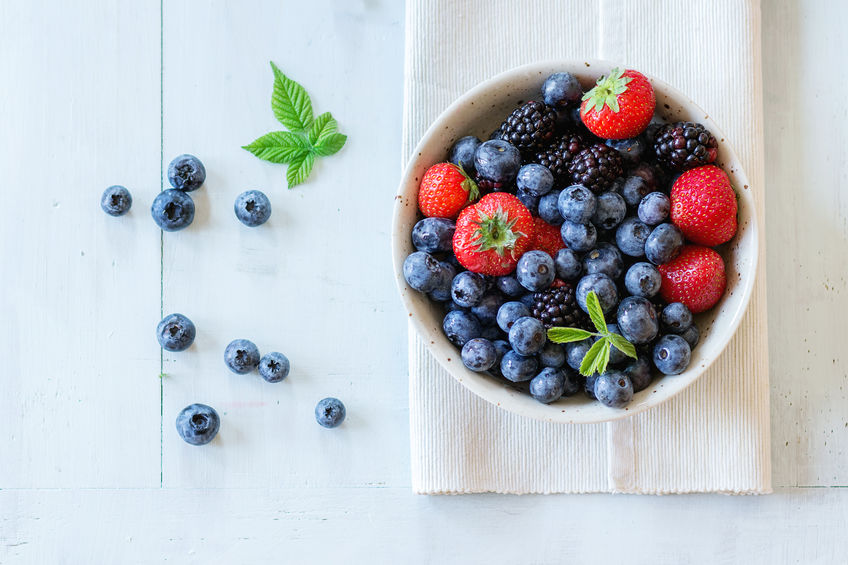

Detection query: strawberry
xmin=452 ymin=193 xmax=535 ymax=276
xmin=579 ymin=68 xmax=655 ymax=140
xmin=670 ymin=165 xmax=737 ymax=246
xmin=417 ymin=162 xmax=479 ymax=219
xmin=658 ymin=245 xmax=726 ymax=313
xmin=528 ymin=217 xmax=566 ymax=257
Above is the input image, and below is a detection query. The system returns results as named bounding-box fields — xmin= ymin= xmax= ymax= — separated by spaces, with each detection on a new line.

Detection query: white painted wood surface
xmin=0 ymin=0 xmax=846 ymax=562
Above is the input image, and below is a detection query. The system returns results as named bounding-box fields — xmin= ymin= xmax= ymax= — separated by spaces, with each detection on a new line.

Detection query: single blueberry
xmin=538 ymin=189 xmax=564 ymax=225
xmin=566 ymin=339 xmax=592 ymax=371
xmin=620 ymin=175 xmax=652 ymax=208
xmin=558 ymin=184 xmax=597 ymax=224
xmin=315 ymin=397 xmax=346 ymax=428
xmin=500 ymin=350 xmax=539 ymax=382
xmin=471 ymin=293 xmax=505 ymax=326
xmin=539 ymin=341 xmax=566 ymax=368
xmin=516 ymin=188 xmax=541 ymax=215
xmin=403 ymin=251 xmax=442 ymax=293
xmin=475 ymin=140 xmax=521 ymax=186
xmin=529 ymin=367 xmax=566 ymax=404
xmin=412 ymin=217 xmax=455 ymax=253
xmin=101 ymin=185 xmax=132 ymax=216
xmin=594 ymin=371 xmax=634 ymax=408
xmin=561 ymin=221 xmax=597 ymax=253
xmin=518 ymin=292 xmax=537 ymax=308
xmin=445 ymin=300 xmax=468 ymax=313
xmin=234 ymin=190 xmax=271 ymax=227
xmin=451 ymin=271 xmax=487 ymax=307
xmin=624 ymin=262 xmax=662 ymax=298
xmin=661 ymin=302 xmax=694 ymax=334
xmin=638 ymin=192 xmax=670 ymax=225
xmin=462 ymin=338 xmax=497 ymax=372
xmin=583 ymin=244 xmax=624 ymax=280
xmin=480 ymin=325 xmax=503 ymax=341
xmin=151 ymin=189 xmax=195 ymax=231
xmin=156 ymin=313 xmax=196 ymax=352
xmin=224 ymin=339 xmax=260 ymax=374
xmin=428 ymin=262 xmax=457 ymax=302
xmin=442 ymin=310 xmax=482 ymax=347
xmin=516 ymin=250 xmax=556 ymax=291
xmin=554 ymin=248 xmax=583 ymax=281
xmin=489 ymin=339 xmax=512 ymax=377
xmin=176 ymin=403 xmax=220 ymax=446
xmin=516 ymin=163 xmax=554 ymax=196
xmin=168 ymin=154 xmax=206 ymax=192
xmin=258 ymin=352 xmax=290 ymax=383
xmin=624 ymin=356 xmax=653 ymax=393
xmin=616 ymin=296 xmax=659 ymax=345
xmin=576 ymin=273 xmax=619 ymax=314
xmin=652 ymin=334 xmax=692 ymax=375
xmin=542 ymin=72 xmax=583 ymax=108
xmin=508 ymin=316 xmax=546 ymax=356
xmin=496 ymin=275 xmax=525 ymax=297
xmin=616 ymin=217 xmax=652 ymax=257
xmin=645 ymin=223 xmax=684 ymax=265
xmin=448 ymin=136 xmax=481 ymax=175
xmin=605 ymin=137 xmax=646 ymax=166
xmin=497 ymin=301 xmax=532 ymax=333
xmin=679 ymin=324 xmax=701 ymax=349
xmin=590 ymin=191 xmax=627 ymax=231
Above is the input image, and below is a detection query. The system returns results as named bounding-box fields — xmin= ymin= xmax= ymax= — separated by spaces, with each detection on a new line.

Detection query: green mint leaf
xmin=578 ymin=338 xmax=607 ymax=377
xmin=585 ymin=291 xmax=608 ymax=334
xmin=607 ymin=333 xmax=638 ymax=360
xmin=242 ymin=131 xmax=310 ymax=164
xmin=312 ymin=133 xmax=347 ymax=157
xmin=591 ymin=339 xmax=612 ymax=376
xmin=286 ymin=151 xmax=314 ymax=189
xmin=270 ymin=61 xmax=313 ymax=133
xmin=308 ymin=112 xmax=338 ymax=145
xmin=547 ymin=327 xmax=596 ymax=343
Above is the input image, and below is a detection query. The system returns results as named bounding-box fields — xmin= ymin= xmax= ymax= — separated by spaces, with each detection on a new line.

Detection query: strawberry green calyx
xmin=454 ymin=162 xmax=480 ymax=204
xmin=470 ymin=206 xmax=525 ymax=257
xmin=582 ymin=67 xmax=632 ymax=113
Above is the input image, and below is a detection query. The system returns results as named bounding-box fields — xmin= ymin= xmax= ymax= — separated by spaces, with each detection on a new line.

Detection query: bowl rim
xmin=392 ymin=59 xmax=759 ymax=424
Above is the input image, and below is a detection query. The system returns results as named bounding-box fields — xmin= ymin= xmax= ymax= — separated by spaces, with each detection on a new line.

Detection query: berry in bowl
xmin=392 ymin=61 xmax=758 ymax=424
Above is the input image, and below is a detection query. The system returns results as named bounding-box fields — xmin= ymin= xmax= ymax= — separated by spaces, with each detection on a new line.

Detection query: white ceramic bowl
xmin=392 ymin=60 xmax=758 ymax=424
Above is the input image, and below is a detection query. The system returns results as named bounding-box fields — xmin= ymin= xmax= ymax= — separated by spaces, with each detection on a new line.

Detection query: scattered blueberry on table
xmin=151 ymin=189 xmax=195 ymax=231
xmin=258 ymin=352 xmax=290 ymax=383
xmin=315 ymin=397 xmax=346 ymax=429
xmin=156 ymin=313 xmax=196 ymax=352
xmin=224 ymin=339 xmax=261 ymax=374
xmin=101 ymin=185 xmax=133 ymax=216
xmin=168 ymin=154 xmax=206 ymax=192
xmin=176 ymin=403 xmax=220 ymax=446
xmin=234 ymin=189 xmax=272 ymax=227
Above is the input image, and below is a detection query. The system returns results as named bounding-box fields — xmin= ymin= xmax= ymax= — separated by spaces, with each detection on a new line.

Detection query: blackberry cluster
xmin=652 ymin=121 xmax=718 ymax=171
xmin=567 ymin=143 xmax=624 ymax=193
xmin=533 ymin=132 xmax=586 ymax=180
xmin=494 ymin=101 xmax=558 ymax=153
xmin=531 ymin=285 xmax=590 ymax=330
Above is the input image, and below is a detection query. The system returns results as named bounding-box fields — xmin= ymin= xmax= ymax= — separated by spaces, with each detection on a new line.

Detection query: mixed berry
xmin=403 ymin=67 xmax=738 ymax=409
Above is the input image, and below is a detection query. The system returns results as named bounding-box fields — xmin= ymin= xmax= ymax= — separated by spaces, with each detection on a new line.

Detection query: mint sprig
xmin=547 ymin=290 xmax=637 ymax=377
xmin=243 ymin=62 xmax=347 ymax=188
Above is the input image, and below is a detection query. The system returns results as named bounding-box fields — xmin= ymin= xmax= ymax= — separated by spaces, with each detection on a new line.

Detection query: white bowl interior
xmin=392 ymin=60 xmax=758 ymax=424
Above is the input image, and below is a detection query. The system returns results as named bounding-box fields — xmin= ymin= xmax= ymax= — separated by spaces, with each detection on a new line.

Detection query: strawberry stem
xmin=581 ymin=67 xmax=632 ymax=114
xmin=470 ymin=206 xmax=525 ymax=257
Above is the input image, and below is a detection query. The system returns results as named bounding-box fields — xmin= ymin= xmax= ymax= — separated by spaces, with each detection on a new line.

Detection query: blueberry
xmin=516 ymin=250 xmax=556 ymax=291
xmin=615 ymin=217 xmax=651 ymax=257
xmin=475 ymin=140 xmax=521 ymax=186
xmin=224 ymin=339 xmax=260 ymax=374
xmin=645 ymin=223 xmax=684 ymax=265
xmin=624 ymin=356 xmax=652 ymax=392
xmin=101 ymin=185 xmax=132 ymax=216
xmin=594 ymin=371 xmax=634 ymax=408
xmin=315 ymin=397 xmax=346 ymax=428
xmin=428 ymin=262 xmax=457 ymax=302
xmin=516 ymin=164 xmax=554 ymax=196
xmin=600 ymin=323 xmax=629 ymax=366
xmin=448 ymin=136 xmax=481 ymax=175
xmin=652 ymin=335 xmax=692 ymax=375
xmin=471 ymin=293 xmax=505 ymax=326
xmin=679 ymin=324 xmax=701 ymax=349
xmin=480 ymin=325 xmax=503 ymax=340
xmin=554 ymin=248 xmax=583 ymax=281
xmin=616 ymin=296 xmax=659 ymax=345
xmin=516 ymin=188 xmax=540 ymax=215
xmin=258 ymin=352 xmax=290 ymax=383
xmin=156 ymin=313 xmax=196 ymax=352
xmin=661 ymin=302 xmax=694 ymax=334
xmin=151 ymin=189 xmax=195 ymax=231
xmin=403 ymin=251 xmax=442 ymax=292
xmin=176 ymin=403 xmax=220 ymax=446
xmin=630 ymin=163 xmax=661 ymax=191
xmin=508 ymin=316 xmax=546 ymax=356
xmin=538 ymin=189 xmax=564 ymax=225
xmin=497 ymin=301 xmax=531 ymax=332
xmin=168 ymin=154 xmax=206 ymax=192
xmin=557 ymin=184 xmax=597 ymax=224
xmin=442 ymin=310 xmax=482 ymax=347
xmin=561 ymin=221 xmax=597 ymax=253
xmin=620 ymin=175 xmax=651 ymax=208
xmin=566 ymin=339 xmax=592 ymax=371
xmin=624 ymin=262 xmax=662 ymax=298
xmin=234 ymin=190 xmax=271 ymax=227
xmin=496 ymin=275 xmax=525 ymax=297
xmin=576 ymin=273 xmax=618 ymax=314
xmin=462 ymin=338 xmax=497 ymax=372
xmin=638 ymin=192 xmax=670 ymax=225
xmin=583 ymin=244 xmax=624 ymax=279
xmin=529 ymin=367 xmax=566 ymax=404
xmin=542 ymin=72 xmax=583 ymax=108
xmin=539 ymin=341 xmax=566 ymax=368
xmin=500 ymin=350 xmax=539 ymax=382
xmin=451 ymin=271 xmax=487 ymax=307
xmin=605 ymin=137 xmax=646 ymax=166
xmin=591 ymin=192 xmax=627 ymax=231
xmin=445 ymin=300 xmax=468 ymax=313
xmin=412 ymin=217 xmax=455 ymax=253
xmin=561 ymin=368 xmax=582 ymax=396
xmin=490 ymin=339 xmax=512 ymax=376
xmin=584 ymin=373 xmax=599 ymax=399
xmin=518 ymin=292 xmax=537 ymax=308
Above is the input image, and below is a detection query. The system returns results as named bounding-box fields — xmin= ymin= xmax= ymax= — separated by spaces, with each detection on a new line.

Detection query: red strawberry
xmin=658 ymin=245 xmax=726 ymax=313
xmin=528 ymin=217 xmax=566 ymax=257
xmin=670 ymin=165 xmax=737 ymax=246
xmin=418 ymin=162 xmax=479 ymax=219
xmin=453 ymin=193 xmax=534 ymax=276
xmin=580 ymin=68 xmax=655 ymax=140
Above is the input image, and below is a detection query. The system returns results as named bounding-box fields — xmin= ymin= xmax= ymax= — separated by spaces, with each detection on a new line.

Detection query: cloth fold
xmin=404 ymin=0 xmax=771 ymax=494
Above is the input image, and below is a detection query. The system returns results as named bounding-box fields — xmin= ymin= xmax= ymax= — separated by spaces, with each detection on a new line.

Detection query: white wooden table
xmin=1 ymin=1 xmax=846 ymax=562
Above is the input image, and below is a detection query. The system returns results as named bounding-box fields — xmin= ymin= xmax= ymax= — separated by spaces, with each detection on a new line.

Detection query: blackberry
xmin=567 ymin=143 xmax=624 ymax=194
xmin=531 ymin=285 xmax=591 ymax=330
xmin=494 ymin=101 xmax=558 ymax=153
xmin=653 ymin=121 xmax=718 ymax=171
xmin=534 ymin=132 xmax=586 ymax=181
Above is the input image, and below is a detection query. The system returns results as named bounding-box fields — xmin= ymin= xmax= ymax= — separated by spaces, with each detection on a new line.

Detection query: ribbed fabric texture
xmin=404 ymin=0 xmax=771 ymax=494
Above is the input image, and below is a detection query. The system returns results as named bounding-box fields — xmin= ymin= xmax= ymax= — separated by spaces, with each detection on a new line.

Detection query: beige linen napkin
xmin=404 ymin=0 xmax=771 ymax=494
